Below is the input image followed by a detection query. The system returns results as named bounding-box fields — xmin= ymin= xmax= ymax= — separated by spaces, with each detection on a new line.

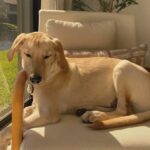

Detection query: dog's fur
xmin=1 ymin=32 xmax=150 ymax=147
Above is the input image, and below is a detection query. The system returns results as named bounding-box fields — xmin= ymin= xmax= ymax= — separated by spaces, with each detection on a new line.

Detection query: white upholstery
xmin=39 ymin=10 xmax=137 ymax=49
xmin=46 ymin=19 xmax=116 ymax=50
xmin=21 ymin=115 xmax=150 ymax=150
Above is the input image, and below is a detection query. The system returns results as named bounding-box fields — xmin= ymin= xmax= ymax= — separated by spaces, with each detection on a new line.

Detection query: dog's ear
xmin=8 ymin=33 xmax=26 ymax=61
xmin=52 ymin=38 xmax=68 ymax=70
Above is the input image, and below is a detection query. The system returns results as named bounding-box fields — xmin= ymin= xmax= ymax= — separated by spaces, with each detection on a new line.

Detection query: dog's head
xmin=8 ymin=32 xmax=68 ymax=84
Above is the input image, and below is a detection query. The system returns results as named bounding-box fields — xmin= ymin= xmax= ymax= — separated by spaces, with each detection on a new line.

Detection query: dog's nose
xmin=30 ymin=74 xmax=42 ymax=84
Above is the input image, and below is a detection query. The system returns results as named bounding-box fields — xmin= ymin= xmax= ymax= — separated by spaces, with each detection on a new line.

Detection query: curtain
xmin=33 ymin=0 xmax=41 ymax=31
xmin=17 ymin=0 xmax=33 ymax=33
xmin=41 ymin=0 xmax=73 ymax=10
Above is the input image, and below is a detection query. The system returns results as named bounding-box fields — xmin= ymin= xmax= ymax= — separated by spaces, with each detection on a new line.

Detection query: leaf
xmin=114 ymin=0 xmax=138 ymax=12
xmin=73 ymin=0 xmax=138 ymax=12
xmin=72 ymin=0 xmax=94 ymax=11
xmin=0 ymin=23 xmax=17 ymax=31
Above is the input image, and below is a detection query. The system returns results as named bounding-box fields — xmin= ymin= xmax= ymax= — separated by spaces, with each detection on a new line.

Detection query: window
xmin=0 ymin=0 xmax=18 ymax=121
xmin=0 ymin=0 xmax=41 ymax=130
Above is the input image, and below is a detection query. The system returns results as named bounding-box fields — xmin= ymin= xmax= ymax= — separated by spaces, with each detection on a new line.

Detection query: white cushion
xmin=21 ymin=115 xmax=150 ymax=150
xmin=46 ymin=19 xmax=116 ymax=50
xmin=39 ymin=10 xmax=136 ymax=49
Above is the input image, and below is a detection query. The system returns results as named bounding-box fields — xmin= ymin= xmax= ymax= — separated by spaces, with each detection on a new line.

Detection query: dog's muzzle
xmin=30 ymin=74 xmax=42 ymax=84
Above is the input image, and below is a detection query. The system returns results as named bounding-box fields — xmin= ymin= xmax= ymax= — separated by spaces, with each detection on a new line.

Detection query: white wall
xmin=121 ymin=0 xmax=150 ymax=67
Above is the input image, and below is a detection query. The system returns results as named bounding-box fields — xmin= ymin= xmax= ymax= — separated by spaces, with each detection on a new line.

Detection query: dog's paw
xmin=81 ymin=111 xmax=101 ymax=123
xmin=81 ymin=111 xmax=108 ymax=123
xmin=0 ymin=133 xmax=10 ymax=150
xmin=0 ymin=126 xmax=11 ymax=149
xmin=0 ymin=140 xmax=10 ymax=150
xmin=24 ymin=106 xmax=34 ymax=118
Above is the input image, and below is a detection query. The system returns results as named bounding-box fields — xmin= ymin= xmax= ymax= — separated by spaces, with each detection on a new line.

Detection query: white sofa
xmin=20 ymin=10 xmax=150 ymax=150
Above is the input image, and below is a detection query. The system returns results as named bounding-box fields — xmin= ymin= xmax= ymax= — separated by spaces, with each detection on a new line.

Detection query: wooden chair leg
xmin=12 ymin=70 xmax=27 ymax=150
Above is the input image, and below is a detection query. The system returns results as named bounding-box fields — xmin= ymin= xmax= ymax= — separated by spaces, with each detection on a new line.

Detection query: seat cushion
xmin=21 ymin=115 xmax=150 ymax=150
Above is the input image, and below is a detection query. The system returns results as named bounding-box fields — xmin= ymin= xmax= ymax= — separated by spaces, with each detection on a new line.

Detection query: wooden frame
xmin=11 ymin=70 xmax=27 ymax=150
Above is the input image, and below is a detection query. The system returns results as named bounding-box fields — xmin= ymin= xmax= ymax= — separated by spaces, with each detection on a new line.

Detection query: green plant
xmin=0 ymin=4 xmax=17 ymax=41
xmin=0 ymin=50 xmax=18 ymax=108
xmin=98 ymin=0 xmax=114 ymax=12
xmin=72 ymin=0 xmax=94 ymax=11
xmin=114 ymin=0 xmax=138 ymax=12
xmin=0 ymin=6 xmax=7 ymax=21
xmin=0 ymin=22 xmax=17 ymax=41
xmin=72 ymin=0 xmax=138 ymax=12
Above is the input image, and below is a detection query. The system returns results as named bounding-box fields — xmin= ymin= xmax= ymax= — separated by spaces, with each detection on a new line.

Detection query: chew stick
xmin=11 ymin=70 xmax=27 ymax=150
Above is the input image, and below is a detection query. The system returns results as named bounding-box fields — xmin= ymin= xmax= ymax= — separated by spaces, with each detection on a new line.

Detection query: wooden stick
xmin=11 ymin=70 xmax=27 ymax=150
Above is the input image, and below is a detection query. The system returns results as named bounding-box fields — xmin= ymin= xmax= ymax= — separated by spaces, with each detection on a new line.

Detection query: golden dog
xmin=1 ymin=32 xmax=150 ymax=147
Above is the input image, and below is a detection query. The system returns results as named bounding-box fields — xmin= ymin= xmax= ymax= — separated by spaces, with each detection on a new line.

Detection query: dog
xmin=1 ymin=32 xmax=150 ymax=147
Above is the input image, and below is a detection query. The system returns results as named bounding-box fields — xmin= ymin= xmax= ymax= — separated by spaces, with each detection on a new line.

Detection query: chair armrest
xmin=12 ymin=70 xmax=27 ymax=150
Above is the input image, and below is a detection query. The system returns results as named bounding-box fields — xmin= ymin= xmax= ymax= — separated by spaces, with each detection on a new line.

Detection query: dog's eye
xmin=44 ymin=55 xmax=51 ymax=60
xmin=24 ymin=53 xmax=32 ymax=58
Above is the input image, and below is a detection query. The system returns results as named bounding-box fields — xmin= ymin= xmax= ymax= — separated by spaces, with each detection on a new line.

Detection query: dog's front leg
xmin=23 ymin=108 xmax=61 ymax=131
xmin=0 ymin=124 xmax=12 ymax=150
xmin=0 ymin=105 xmax=35 ymax=148
xmin=0 ymin=106 xmax=60 ymax=148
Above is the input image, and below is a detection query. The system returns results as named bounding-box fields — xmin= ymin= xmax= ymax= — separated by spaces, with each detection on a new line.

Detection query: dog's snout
xmin=30 ymin=74 xmax=42 ymax=84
